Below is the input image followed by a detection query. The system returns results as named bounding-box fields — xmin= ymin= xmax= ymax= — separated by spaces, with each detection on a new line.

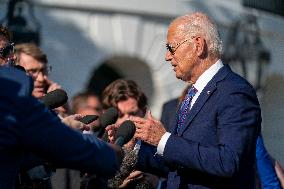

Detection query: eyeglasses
xmin=166 ymin=38 xmax=190 ymax=55
xmin=26 ymin=65 xmax=52 ymax=77
xmin=0 ymin=43 xmax=14 ymax=59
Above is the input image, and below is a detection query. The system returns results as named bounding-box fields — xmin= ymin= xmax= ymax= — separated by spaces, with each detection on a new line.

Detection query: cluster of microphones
xmin=14 ymin=64 xmax=138 ymax=187
xmin=42 ymin=89 xmax=140 ymax=188
xmin=40 ymin=88 xmax=136 ymax=147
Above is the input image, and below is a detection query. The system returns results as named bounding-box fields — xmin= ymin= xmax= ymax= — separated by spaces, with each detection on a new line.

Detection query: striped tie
xmin=176 ymin=86 xmax=198 ymax=133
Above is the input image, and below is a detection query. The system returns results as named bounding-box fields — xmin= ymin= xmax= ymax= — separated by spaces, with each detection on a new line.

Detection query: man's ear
xmin=194 ymin=36 xmax=206 ymax=57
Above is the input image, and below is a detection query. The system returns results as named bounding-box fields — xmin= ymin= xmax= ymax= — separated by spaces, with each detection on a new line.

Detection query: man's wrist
xmin=156 ymin=132 xmax=171 ymax=156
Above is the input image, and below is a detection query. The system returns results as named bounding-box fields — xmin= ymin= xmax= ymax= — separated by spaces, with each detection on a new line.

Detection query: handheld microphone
xmin=107 ymin=120 xmax=139 ymax=188
xmin=97 ymin=107 xmax=119 ymax=138
xmin=78 ymin=115 xmax=99 ymax=124
xmin=40 ymin=89 xmax=68 ymax=109
xmin=115 ymin=120 xmax=136 ymax=147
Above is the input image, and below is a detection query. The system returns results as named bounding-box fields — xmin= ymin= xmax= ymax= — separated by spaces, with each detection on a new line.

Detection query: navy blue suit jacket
xmin=160 ymin=98 xmax=179 ymax=132
xmin=137 ymin=65 xmax=261 ymax=189
xmin=0 ymin=67 xmax=119 ymax=189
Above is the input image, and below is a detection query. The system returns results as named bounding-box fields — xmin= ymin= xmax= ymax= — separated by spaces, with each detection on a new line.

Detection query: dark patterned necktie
xmin=177 ymin=86 xmax=198 ymax=133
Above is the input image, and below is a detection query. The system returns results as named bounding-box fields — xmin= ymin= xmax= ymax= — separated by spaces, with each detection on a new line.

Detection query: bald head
xmin=169 ymin=12 xmax=222 ymax=58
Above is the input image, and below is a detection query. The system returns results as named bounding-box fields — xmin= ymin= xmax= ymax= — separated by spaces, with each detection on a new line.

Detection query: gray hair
xmin=172 ymin=12 xmax=223 ymax=57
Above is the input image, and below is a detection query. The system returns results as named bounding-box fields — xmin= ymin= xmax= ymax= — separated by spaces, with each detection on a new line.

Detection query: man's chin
xmin=32 ymin=89 xmax=45 ymax=98
xmin=175 ymin=72 xmax=183 ymax=80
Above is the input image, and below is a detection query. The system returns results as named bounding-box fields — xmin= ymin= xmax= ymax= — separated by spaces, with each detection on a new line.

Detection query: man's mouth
xmin=34 ymin=86 xmax=45 ymax=93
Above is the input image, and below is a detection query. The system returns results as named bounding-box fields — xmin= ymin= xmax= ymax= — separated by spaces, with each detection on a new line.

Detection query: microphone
xmin=107 ymin=148 xmax=141 ymax=188
xmin=40 ymin=89 xmax=68 ymax=109
xmin=97 ymin=107 xmax=119 ymax=138
xmin=78 ymin=115 xmax=99 ymax=124
xmin=114 ymin=120 xmax=136 ymax=147
xmin=107 ymin=120 xmax=144 ymax=189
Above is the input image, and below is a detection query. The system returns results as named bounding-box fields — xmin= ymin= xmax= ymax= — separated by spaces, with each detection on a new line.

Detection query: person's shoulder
xmin=163 ymin=98 xmax=179 ymax=108
xmin=0 ymin=66 xmax=28 ymax=80
xmin=0 ymin=66 xmax=33 ymax=96
xmin=161 ymin=98 xmax=179 ymax=113
xmin=217 ymin=65 xmax=255 ymax=94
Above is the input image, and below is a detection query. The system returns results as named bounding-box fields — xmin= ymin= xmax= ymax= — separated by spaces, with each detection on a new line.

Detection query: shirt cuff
xmin=157 ymin=132 xmax=171 ymax=156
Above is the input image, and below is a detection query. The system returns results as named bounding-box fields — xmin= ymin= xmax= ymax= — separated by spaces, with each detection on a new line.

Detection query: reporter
xmin=102 ymin=79 xmax=159 ymax=189
xmin=14 ymin=43 xmax=61 ymax=98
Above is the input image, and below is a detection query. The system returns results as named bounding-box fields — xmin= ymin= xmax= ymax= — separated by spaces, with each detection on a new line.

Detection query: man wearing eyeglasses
xmin=123 ymin=12 xmax=262 ymax=189
xmin=0 ymin=26 xmax=16 ymax=66
xmin=14 ymin=43 xmax=61 ymax=99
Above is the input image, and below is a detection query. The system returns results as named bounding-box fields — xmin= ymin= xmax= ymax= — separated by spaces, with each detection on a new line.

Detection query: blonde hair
xmin=15 ymin=43 xmax=48 ymax=65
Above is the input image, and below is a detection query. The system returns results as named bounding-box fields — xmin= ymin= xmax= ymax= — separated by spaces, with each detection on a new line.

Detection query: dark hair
xmin=15 ymin=43 xmax=48 ymax=64
xmin=102 ymin=79 xmax=147 ymax=111
xmin=0 ymin=25 xmax=12 ymax=42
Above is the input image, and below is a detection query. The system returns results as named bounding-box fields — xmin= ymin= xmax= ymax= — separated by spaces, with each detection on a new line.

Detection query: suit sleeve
xmin=256 ymin=135 xmax=281 ymax=188
xmin=18 ymin=96 xmax=119 ymax=178
xmin=136 ymin=142 xmax=169 ymax=177
xmin=162 ymin=86 xmax=261 ymax=177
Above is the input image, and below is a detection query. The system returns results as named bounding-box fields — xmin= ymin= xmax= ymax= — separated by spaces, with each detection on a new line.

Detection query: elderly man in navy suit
xmin=127 ymin=12 xmax=261 ymax=189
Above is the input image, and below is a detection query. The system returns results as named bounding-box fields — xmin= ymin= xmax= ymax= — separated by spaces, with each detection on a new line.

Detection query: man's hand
xmin=130 ymin=111 xmax=166 ymax=146
xmin=119 ymin=170 xmax=143 ymax=188
xmin=275 ymin=160 xmax=284 ymax=188
xmin=61 ymin=114 xmax=90 ymax=131
xmin=46 ymin=78 xmax=62 ymax=93
xmin=105 ymin=123 xmax=120 ymax=143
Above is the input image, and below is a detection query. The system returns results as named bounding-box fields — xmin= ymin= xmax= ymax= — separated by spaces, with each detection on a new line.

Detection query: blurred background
xmin=0 ymin=0 xmax=284 ymax=165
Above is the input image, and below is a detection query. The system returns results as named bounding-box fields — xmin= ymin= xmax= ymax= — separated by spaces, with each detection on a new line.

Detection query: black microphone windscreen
xmin=78 ymin=115 xmax=99 ymax=124
xmin=40 ymin=89 xmax=68 ymax=109
xmin=97 ymin=107 xmax=119 ymax=138
xmin=115 ymin=120 xmax=136 ymax=146
xmin=100 ymin=107 xmax=119 ymax=127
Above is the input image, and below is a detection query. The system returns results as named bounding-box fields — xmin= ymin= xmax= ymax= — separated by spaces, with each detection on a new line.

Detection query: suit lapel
xmin=177 ymin=84 xmax=217 ymax=135
xmin=177 ymin=65 xmax=232 ymax=135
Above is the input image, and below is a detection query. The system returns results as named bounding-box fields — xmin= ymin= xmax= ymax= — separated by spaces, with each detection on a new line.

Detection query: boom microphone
xmin=97 ymin=107 xmax=119 ymax=138
xmin=115 ymin=120 xmax=136 ymax=147
xmin=40 ymin=89 xmax=68 ymax=109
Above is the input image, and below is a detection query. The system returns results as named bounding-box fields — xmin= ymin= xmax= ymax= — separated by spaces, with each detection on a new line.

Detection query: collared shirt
xmin=157 ymin=59 xmax=224 ymax=155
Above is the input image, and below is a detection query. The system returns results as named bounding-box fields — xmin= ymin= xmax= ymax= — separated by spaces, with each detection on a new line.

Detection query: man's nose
xmin=165 ymin=50 xmax=173 ymax=62
xmin=36 ymin=72 xmax=45 ymax=82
